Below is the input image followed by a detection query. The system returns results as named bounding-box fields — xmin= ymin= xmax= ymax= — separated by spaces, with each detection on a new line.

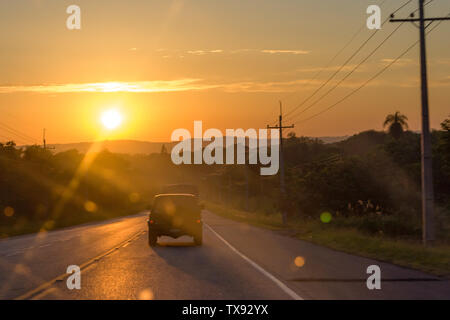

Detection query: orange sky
xmin=0 ymin=0 xmax=449 ymax=144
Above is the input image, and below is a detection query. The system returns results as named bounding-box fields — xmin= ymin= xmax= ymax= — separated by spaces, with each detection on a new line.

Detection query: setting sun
xmin=101 ymin=109 xmax=123 ymax=130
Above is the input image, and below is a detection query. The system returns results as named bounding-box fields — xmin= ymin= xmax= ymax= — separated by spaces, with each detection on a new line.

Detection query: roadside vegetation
xmin=205 ymin=202 xmax=450 ymax=276
xmin=203 ymin=114 xmax=450 ymax=241
xmin=0 ymin=146 xmax=178 ymax=237
xmin=200 ymin=114 xmax=450 ymax=276
xmin=1 ymin=113 xmax=449 ymax=276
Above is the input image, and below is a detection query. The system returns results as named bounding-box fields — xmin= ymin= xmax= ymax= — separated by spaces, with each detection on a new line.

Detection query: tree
xmin=438 ymin=116 xmax=450 ymax=170
xmin=287 ymin=132 xmax=296 ymax=139
xmin=441 ymin=116 xmax=450 ymax=132
xmin=0 ymin=141 xmax=20 ymax=159
xmin=383 ymin=111 xmax=409 ymax=139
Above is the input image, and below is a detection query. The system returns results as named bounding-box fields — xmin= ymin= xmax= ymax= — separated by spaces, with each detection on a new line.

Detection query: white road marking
xmin=205 ymin=223 xmax=303 ymax=300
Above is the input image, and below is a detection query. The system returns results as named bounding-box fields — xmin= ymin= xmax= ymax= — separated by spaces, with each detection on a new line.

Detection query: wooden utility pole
xmin=390 ymin=1 xmax=450 ymax=245
xmin=42 ymin=129 xmax=55 ymax=150
xmin=43 ymin=128 xmax=46 ymax=149
xmin=245 ymin=164 xmax=249 ymax=211
xmin=267 ymin=101 xmax=294 ymax=225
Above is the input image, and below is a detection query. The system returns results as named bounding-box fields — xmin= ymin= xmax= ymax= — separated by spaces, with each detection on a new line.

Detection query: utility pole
xmin=390 ymin=1 xmax=450 ymax=246
xmin=43 ymin=128 xmax=56 ymax=150
xmin=267 ymin=101 xmax=294 ymax=225
xmin=43 ymin=128 xmax=46 ymax=149
xmin=245 ymin=164 xmax=249 ymax=211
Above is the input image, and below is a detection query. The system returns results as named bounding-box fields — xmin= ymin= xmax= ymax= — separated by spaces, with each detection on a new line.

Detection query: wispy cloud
xmin=261 ymin=49 xmax=310 ymax=55
xmin=0 ymin=79 xmax=216 ymax=94
xmin=187 ymin=50 xmax=223 ymax=55
xmin=157 ymin=48 xmax=310 ymax=56
xmin=434 ymin=59 xmax=450 ymax=66
xmin=3 ymin=74 xmax=446 ymax=95
xmin=219 ymin=79 xmax=321 ymax=93
xmin=380 ymin=58 xmax=414 ymax=67
xmin=435 ymin=76 xmax=450 ymax=85
xmin=295 ymin=64 xmax=362 ymax=73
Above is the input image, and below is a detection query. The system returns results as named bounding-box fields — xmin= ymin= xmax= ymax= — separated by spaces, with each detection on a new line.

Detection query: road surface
xmin=0 ymin=210 xmax=448 ymax=300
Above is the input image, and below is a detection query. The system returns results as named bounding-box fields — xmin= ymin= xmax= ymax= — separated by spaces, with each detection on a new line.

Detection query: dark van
xmin=147 ymin=194 xmax=203 ymax=246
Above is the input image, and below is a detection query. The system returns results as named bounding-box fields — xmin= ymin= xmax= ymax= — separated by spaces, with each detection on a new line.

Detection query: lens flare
xmin=320 ymin=212 xmax=332 ymax=223
xmin=294 ymin=256 xmax=306 ymax=267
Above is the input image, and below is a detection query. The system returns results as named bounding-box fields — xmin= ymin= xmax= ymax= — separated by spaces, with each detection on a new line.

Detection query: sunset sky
xmin=0 ymin=0 xmax=449 ymax=144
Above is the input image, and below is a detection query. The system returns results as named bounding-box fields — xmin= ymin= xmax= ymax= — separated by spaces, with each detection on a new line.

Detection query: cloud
xmin=187 ymin=50 xmax=223 ymax=55
xmin=261 ymin=49 xmax=310 ymax=55
xmin=435 ymin=76 xmax=450 ymax=84
xmin=3 ymin=73 xmax=447 ymax=95
xmin=218 ymin=79 xmax=322 ymax=93
xmin=158 ymin=48 xmax=309 ymax=56
xmin=434 ymin=59 xmax=450 ymax=66
xmin=380 ymin=58 xmax=414 ymax=67
xmin=295 ymin=65 xmax=362 ymax=73
xmin=0 ymin=78 xmax=331 ymax=94
xmin=0 ymin=79 xmax=217 ymax=94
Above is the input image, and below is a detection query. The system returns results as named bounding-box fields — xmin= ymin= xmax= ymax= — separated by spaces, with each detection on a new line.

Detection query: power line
xmin=0 ymin=133 xmax=28 ymax=145
xmin=286 ymin=22 xmax=404 ymax=124
xmin=0 ymin=123 xmax=38 ymax=145
xmin=270 ymin=1 xmax=394 ymax=127
xmin=281 ymin=0 xmax=415 ymax=124
xmin=284 ymin=0 xmax=437 ymax=129
xmin=281 ymin=0 xmax=390 ymax=108
xmin=410 ymin=0 xmax=435 ymax=14
xmin=293 ymin=14 xmax=447 ymax=126
xmin=0 ymin=126 xmax=37 ymax=144
xmin=0 ymin=121 xmax=38 ymax=142
xmin=391 ymin=0 xmax=450 ymax=246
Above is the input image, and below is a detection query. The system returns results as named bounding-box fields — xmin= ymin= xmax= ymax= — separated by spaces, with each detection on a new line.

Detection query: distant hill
xmin=48 ymin=140 xmax=176 ymax=155
xmin=315 ymin=136 xmax=350 ymax=144
xmin=42 ymin=135 xmax=352 ymax=155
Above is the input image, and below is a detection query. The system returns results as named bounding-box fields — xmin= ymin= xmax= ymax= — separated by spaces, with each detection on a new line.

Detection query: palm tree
xmin=383 ymin=111 xmax=408 ymax=138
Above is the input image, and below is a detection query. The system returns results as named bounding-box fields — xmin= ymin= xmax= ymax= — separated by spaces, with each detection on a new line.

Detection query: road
xmin=0 ymin=210 xmax=448 ymax=300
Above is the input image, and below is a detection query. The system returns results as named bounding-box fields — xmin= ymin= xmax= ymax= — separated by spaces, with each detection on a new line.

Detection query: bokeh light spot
xmin=294 ymin=256 xmax=305 ymax=268
xmin=84 ymin=201 xmax=98 ymax=213
xmin=41 ymin=220 xmax=55 ymax=231
xmin=320 ymin=212 xmax=332 ymax=223
xmin=129 ymin=192 xmax=141 ymax=203
xmin=4 ymin=206 xmax=14 ymax=217
xmin=138 ymin=288 xmax=154 ymax=300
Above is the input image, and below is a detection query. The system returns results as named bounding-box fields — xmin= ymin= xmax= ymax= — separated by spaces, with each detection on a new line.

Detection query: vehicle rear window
xmin=152 ymin=196 xmax=199 ymax=217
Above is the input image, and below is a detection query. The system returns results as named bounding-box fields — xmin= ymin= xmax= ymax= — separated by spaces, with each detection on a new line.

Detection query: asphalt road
xmin=0 ymin=211 xmax=448 ymax=300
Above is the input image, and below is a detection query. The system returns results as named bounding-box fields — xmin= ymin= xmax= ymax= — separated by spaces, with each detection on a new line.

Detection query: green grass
xmin=206 ymin=202 xmax=450 ymax=277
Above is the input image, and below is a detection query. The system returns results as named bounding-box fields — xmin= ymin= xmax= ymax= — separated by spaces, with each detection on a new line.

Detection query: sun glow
xmin=101 ymin=109 xmax=123 ymax=130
